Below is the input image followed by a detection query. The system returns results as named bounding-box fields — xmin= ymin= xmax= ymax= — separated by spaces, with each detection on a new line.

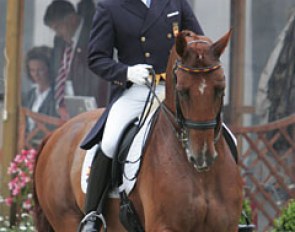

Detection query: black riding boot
xmin=79 ymin=147 xmax=112 ymax=232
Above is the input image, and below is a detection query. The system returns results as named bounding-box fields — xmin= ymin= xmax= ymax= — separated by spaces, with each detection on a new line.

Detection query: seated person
xmin=22 ymin=46 xmax=59 ymax=146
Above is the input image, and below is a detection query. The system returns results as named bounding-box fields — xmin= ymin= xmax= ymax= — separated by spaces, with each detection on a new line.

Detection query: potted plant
xmin=239 ymin=198 xmax=256 ymax=232
xmin=273 ymin=199 xmax=295 ymax=232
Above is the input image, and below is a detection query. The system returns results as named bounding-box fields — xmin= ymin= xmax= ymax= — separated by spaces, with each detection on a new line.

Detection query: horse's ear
xmin=175 ymin=31 xmax=187 ymax=57
xmin=211 ymin=29 xmax=232 ymax=58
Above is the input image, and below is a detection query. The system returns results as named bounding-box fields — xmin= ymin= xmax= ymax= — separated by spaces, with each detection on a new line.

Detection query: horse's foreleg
xmin=50 ymin=212 xmax=82 ymax=232
xmin=104 ymin=199 xmax=127 ymax=232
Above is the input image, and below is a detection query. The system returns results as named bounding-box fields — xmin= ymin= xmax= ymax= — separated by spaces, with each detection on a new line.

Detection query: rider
xmin=79 ymin=0 xmax=204 ymax=231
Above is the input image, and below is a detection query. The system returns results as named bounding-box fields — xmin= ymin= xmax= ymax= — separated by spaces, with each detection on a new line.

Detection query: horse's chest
xmin=195 ymin=197 xmax=238 ymax=231
xmin=158 ymin=193 xmax=234 ymax=231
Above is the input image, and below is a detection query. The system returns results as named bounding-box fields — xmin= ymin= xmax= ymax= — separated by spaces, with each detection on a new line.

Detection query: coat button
xmin=140 ymin=36 xmax=146 ymax=42
xmin=145 ymin=52 xmax=150 ymax=58
xmin=167 ymin=33 xmax=172 ymax=39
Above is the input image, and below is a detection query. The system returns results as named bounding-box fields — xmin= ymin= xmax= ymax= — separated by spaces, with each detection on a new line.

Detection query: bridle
xmin=174 ymin=60 xmax=222 ymax=131
xmin=146 ymin=39 xmax=224 ymax=171
xmin=177 ymin=62 xmax=221 ymax=75
xmin=173 ymin=39 xmax=223 ymax=134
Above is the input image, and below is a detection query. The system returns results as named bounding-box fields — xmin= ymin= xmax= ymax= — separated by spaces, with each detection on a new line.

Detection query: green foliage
xmin=240 ymin=198 xmax=252 ymax=225
xmin=273 ymin=199 xmax=295 ymax=232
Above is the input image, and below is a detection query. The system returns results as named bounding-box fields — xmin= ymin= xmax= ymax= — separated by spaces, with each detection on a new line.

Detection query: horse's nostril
xmin=189 ymin=156 xmax=195 ymax=163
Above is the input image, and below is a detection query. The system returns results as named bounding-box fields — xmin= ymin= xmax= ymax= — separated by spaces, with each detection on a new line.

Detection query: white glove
xmin=127 ymin=64 xmax=152 ymax=85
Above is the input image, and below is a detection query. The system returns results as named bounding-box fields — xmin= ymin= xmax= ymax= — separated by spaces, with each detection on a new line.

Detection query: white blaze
xmin=202 ymin=142 xmax=208 ymax=155
xmin=199 ymin=79 xmax=207 ymax=94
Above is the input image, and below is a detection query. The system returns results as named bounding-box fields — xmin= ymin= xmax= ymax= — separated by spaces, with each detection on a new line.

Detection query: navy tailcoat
xmin=80 ymin=0 xmax=203 ymax=149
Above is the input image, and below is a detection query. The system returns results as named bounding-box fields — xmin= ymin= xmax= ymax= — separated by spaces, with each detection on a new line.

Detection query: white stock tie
xmin=145 ymin=0 xmax=151 ymax=8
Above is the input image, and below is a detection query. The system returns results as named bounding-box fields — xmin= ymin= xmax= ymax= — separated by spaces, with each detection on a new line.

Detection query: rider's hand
xmin=127 ymin=64 xmax=152 ymax=85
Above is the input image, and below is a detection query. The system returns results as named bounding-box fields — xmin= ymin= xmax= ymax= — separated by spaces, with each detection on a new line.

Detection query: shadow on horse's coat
xmin=33 ymin=30 xmax=243 ymax=232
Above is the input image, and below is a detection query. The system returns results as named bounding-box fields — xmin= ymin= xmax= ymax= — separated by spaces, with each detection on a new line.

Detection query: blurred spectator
xmin=22 ymin=46 xmax=59 ymax=146
xmin=43 ymin=0 xmax=110 ymax=119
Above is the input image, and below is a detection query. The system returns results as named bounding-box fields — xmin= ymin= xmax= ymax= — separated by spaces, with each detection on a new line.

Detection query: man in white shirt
xmin=43 ymin=0 xmax=110 ymax=119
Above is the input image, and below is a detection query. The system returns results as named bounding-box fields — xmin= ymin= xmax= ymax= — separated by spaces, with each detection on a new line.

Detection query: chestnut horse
xmin=34 ymin=30 xmax=243 ymax=232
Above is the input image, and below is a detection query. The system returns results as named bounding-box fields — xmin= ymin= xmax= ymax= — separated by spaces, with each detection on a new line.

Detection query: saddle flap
xmin=112 ymin=119 xmax=139 ymax=187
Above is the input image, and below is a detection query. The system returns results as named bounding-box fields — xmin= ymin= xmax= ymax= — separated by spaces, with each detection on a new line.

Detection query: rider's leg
xmin=84 ymin=149 xmax=112 ymax=212
xmin=79 ymin=84 xmax=164 ymax=232
xmin=102 ymin=83 xmax=164 ymax=158
xmin=80 ymin=147 xmax=112 ymax=232
xmin=80 ymin=86 xmax=148 ymax=232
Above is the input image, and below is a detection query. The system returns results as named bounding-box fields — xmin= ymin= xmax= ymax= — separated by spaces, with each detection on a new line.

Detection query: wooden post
xmin=0 ymin=0 xmax=23 ymax=221
xmin=229 ymin=0 xmax=246 ymax=127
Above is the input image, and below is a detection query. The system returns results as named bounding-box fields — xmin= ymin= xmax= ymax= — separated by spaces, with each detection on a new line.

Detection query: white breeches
xmin=101 ymin=83 xmax=165 ymax=158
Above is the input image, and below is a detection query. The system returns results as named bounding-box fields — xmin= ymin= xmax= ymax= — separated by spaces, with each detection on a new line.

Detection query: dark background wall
xmin=251 ymin=0 xmax=295 ymax=100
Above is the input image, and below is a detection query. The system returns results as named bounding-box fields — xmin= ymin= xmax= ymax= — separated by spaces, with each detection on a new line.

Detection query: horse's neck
xmin=152 ymin=111 xmax=184 ymax=162
xmin=149 ymin=111 xmax=207 ymax=181
xmin=164 ymin=46 xmax=177 ymax=113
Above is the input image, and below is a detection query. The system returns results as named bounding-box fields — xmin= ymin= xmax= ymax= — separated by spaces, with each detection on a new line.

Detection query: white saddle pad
xmin=81 ymin=144 xmax=98 ymax=194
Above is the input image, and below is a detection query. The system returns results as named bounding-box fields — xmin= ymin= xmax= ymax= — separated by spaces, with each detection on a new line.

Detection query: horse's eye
xmin=215 ymin=89 xmax=225 ymax=98
xmin=178 ymin=89 xmax=189 ymax=100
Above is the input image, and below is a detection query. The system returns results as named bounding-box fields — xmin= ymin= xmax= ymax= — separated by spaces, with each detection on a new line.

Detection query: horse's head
xmin=172 ymin=30 xmax=231 ymax=171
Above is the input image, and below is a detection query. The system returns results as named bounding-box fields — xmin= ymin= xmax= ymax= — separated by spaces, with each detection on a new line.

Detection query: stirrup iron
xmin=77 ymin=211 xmax=107 ymax=232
